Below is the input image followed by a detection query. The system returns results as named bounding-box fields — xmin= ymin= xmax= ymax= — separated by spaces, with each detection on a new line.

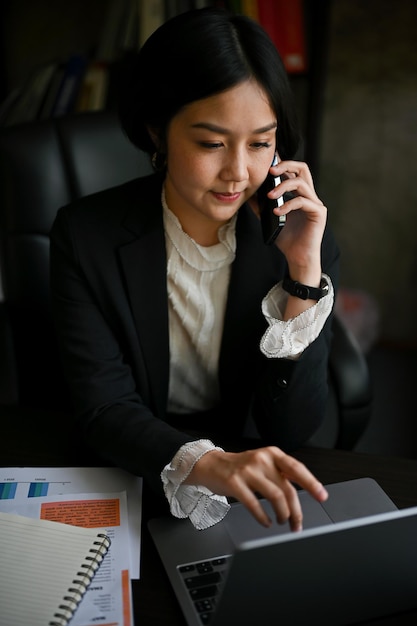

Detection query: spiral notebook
xmin=0 ymin=511 xmax=111 ymax=626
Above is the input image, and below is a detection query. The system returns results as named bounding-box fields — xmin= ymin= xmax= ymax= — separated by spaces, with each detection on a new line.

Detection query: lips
xmin=211 ymin=191 xmax=242 ymax=202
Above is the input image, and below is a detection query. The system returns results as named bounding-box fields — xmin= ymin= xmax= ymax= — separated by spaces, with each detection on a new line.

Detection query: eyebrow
xmin=190 ymin=122 xmax=277 ymax=134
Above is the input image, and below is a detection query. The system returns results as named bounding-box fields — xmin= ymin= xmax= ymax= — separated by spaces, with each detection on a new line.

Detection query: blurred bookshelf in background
xmin=0 ymin=0 xmax=309 ymax=127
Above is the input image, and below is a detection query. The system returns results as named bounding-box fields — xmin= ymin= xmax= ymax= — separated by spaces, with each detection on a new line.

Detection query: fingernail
xmin=317 ymin=485 xmax=329 ymax=500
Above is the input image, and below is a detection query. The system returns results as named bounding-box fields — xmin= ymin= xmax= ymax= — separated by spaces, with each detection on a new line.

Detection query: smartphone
xmin=258 ymin=153 xmax=286 ymax=245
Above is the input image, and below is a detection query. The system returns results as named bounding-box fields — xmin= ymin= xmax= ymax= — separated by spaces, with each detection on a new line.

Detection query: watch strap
xmin=282 ymin=276 xmax=329 ymax=301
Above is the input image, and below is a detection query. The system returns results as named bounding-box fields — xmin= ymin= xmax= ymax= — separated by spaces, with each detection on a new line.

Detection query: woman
xmin=50 ymin=8 xmax=339 ymax=531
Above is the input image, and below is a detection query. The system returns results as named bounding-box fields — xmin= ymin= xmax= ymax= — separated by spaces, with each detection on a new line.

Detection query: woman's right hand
xmin=184 ymin=445 xmax=328 ymax=530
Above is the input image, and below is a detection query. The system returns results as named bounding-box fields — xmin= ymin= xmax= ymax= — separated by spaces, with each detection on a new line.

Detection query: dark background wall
xmin=318 ymin=0 xmax=417 ymax=346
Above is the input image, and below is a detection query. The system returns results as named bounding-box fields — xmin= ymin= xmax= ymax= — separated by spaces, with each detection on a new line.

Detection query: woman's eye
xmin=252 ymin=142 xmax=272 ymax=149
xmin=200 ymin=142 xmax=223 ymax=149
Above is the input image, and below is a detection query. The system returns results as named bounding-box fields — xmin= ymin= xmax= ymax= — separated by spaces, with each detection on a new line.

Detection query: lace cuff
xmin=161 ymin=439 xmax=230 ymax=530
xmin=260 ymin=274 xmax=334 ymax=359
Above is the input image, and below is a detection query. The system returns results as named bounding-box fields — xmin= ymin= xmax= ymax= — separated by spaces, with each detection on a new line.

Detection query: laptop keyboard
xmin=178 ymin=555 xmax=232 ymax=624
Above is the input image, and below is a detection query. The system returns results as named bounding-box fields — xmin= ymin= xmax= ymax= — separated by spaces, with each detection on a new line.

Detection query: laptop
xmin=148 ymin=478 xmax=417 ymax=625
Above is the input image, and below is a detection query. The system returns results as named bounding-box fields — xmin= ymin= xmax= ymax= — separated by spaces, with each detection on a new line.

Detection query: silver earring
xmin=151 ymin=152 xmax=166 ymax=171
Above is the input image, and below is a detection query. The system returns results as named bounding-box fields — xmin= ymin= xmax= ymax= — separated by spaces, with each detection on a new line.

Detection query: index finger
xmin=273 ymin=160 xmax=314 ymax=188
xmin=271 ymin=449 xmax=328 ymax=502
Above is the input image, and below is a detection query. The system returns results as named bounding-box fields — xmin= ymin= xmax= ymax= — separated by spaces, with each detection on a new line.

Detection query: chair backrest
xmin=0 ymin=111 xmax=153 ymax=408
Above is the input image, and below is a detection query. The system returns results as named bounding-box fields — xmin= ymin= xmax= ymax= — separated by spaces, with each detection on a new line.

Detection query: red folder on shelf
xmin=257 ymin=0 xmax=307 ymax=74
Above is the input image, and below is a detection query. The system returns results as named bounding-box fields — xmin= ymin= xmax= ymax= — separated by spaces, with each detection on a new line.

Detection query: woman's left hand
xmin=267 ymin=159 xmax=327 ymax=276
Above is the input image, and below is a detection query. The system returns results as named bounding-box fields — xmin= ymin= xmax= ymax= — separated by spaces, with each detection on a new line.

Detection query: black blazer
xmin=50 ymin=173 xmax=339 ymax=489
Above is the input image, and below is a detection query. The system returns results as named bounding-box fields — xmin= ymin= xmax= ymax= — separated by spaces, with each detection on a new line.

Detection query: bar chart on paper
xmin=0 ymin=482 xmax=18 ymax=499
xmin=0 ymin=478 xmax=71 ymax=499
xmin=28 ymin=482 xmax=49 ymax=497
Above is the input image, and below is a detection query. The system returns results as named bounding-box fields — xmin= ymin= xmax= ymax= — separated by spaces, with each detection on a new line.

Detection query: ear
xmin=146 ymin=126 xmax=163 ymax=151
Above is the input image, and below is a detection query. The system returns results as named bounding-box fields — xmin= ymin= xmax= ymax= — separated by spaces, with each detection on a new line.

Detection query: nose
xmin=220 ymin=149 xmax=249 ymax=183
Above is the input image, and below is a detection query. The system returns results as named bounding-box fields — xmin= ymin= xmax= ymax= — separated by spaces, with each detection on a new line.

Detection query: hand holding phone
xmin=258 ymin=153 xmax=286 ymax=245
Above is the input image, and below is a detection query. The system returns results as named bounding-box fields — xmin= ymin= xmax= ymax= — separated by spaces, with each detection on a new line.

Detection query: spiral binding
xmin=48 ymin=533 xmax=111 ymax=626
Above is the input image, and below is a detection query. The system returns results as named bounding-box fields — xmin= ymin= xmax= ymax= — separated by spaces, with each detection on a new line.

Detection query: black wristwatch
xmin=282 ymin=276 xmax=329 ymax=301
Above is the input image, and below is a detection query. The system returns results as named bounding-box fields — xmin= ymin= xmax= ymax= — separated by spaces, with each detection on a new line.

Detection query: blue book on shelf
xmin=50 ymin=54 xmax=88 ymax=117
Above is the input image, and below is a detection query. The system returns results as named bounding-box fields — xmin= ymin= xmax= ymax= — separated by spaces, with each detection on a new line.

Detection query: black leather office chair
xmin=0 ymin=111 xmax=372 ymax=449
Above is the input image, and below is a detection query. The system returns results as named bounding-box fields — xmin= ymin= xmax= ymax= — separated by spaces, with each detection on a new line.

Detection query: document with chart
xmin=0 ymin=466 xmax=142 ymax=577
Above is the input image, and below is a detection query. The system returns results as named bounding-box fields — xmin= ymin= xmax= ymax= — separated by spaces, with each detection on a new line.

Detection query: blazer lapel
xmin=219 ymin=204 xmax=285 ymax=401
xmin=118 ymin=176 xmax=170 ymax=418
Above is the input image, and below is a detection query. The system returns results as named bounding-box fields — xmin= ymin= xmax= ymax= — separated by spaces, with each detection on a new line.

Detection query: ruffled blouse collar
xmin=162 ymin=187 xmax=237 ymax=272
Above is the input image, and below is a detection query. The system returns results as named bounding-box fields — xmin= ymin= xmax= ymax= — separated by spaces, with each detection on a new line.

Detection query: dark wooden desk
xmin=1 ymin=405 xmax=417 ymax=625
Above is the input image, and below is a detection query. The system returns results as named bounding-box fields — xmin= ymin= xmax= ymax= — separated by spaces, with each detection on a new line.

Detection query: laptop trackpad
xmin=225 ymin=478 xmax=398 ymax=548
xmin=322 ymin=477 xmax=398 ymax=522
xmin=225 ymin=491 xmax=332 ymax=548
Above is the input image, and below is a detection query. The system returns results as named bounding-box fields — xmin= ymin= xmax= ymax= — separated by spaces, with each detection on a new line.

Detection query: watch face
xmin=293 ymin=283 xmax=310 ymax=300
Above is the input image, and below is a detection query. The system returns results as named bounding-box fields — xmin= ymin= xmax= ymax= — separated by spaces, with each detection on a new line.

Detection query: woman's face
xmin=163 ymin=79 xmax=277 ymax=246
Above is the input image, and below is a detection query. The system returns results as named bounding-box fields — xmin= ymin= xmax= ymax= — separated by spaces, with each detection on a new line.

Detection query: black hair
xmin=118 ymin=7 xmax=301 ymax=161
